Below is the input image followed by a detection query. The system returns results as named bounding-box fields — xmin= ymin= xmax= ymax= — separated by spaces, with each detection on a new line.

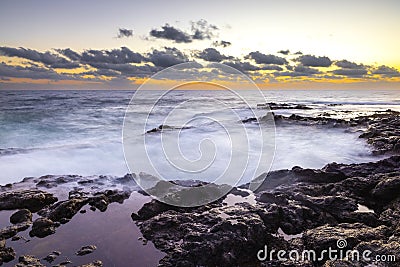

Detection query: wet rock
xmin=29 ymin=218 xmax=57 ymax=238
xmin=77 ymin=260 xmax=103 ymax=267
xmin=0 ymin=190 xmax=57 ymax=212
xmin=42 ymin=251 xmax=61 ymax=263
xmin=372 ymin=176 xmax=400 ymax=201
xmin=35 ymin=175 xmax=77 ymax=188
xmin=303 ymin=223 xmax=389 ymax=253
xmin=88 ymin=195 xmax=108 ymax=212
xmin=0 ymin=222 xmax=31 ymax=240
xmin=0 ymin=239 xmax=15 ymax=264
xmin=131 ymin=200 xmax=174 ymax=221
xmin=15 ymin=255 xmax=44 ymax=267
xmin=76 ymin=245 xmax=97 ymax=256
xmin=43 ymin=198 xmax=88 ymax=222
xmin=355 ymin=239 xmax=400 ymax=267
xmin=262 ymin=102 xmax=313 ymax=110
xmin=10 ymin=209 xmax=32 ymax=224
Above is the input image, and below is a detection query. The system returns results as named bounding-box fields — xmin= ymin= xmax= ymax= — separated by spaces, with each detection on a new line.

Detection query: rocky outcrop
xmin=10 ymin=209 xmax=32 ymax=224
xmin=132 ymin=155 xmax=400 ymax=266
xmin=0 ymin=190 xmax=57 ymax=212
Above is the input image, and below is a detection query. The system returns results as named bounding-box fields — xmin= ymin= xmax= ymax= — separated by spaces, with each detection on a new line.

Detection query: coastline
xmin=0 ymin=109 xmax=399 ymax=266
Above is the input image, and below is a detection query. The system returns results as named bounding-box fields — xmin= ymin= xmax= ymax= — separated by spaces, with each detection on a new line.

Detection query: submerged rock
xmin=76 ymin=245 xmax=97 ymax=256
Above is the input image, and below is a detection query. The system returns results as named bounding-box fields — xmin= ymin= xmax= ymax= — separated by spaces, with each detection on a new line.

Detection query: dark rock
xmin=43 ymin=198 xmax=88 ymax=222
xmin=10 ymin=209 xmax=32 ymax=224
xmin=77 ymin=260 xmax=103 ymax=267
xmin=131 ymin=200 xmax=173 ymax=221
xmin=304 ymin=223 xmax=389 ymax=253
xmin=372 ymin=176 xmax=400 ymax=201
xmin=355 ymin=239 xmax=400 ymax=267
xmin=0 ymin=222 xmax=31 ymax=240
xmin=0 ymin=239 xmax=15 ymax=264
xmin=29 ymin=218 xmax=57 ymax=238
xmin=76 ymin=245 xmax=97 ymax=256
xmin=15 ymin=255 xmax=44 ymax=267
xmin=0 ymin=190 xmax=57 ymax=212
xmin=42 ymin=251 xmax=61 ymax=263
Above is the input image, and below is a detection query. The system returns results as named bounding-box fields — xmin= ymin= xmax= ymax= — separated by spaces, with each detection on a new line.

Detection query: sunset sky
xmin=1 ymin=0 xmax=399 ymax=89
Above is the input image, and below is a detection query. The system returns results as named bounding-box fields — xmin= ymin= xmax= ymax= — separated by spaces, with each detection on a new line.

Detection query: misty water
xmin=1 ymin=89 xmax=399 ymax=185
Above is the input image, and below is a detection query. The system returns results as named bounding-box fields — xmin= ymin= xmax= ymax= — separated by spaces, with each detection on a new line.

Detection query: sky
xmin=0 ymin=0 xmax=399 ymax=89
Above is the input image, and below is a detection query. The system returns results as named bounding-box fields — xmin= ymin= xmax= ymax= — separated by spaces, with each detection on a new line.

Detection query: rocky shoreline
xmin=0 ymin=108 xmax=399 ymax=266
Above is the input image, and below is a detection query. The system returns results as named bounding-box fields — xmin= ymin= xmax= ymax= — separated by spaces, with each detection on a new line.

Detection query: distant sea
xmin=1 ymin=89 xmax=399 ymax=184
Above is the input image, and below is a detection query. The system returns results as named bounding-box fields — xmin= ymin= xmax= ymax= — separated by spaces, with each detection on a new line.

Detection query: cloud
xmin=148 ymin=47 xmax=188 ymax=67
xmin=278 ymin=50 xmax=290 ymax=55
xmin=332 ymin=68 xmax=368 ymax=77
xmin=195 ymin=48 xmax=230 ymax=62
xmin=87 ymin=62 xmax=157 ymax=77
xmin=335 ymin=60 xmax=364 ymax=69
xmin=296 ymin=55 xmax=332 ymax=67
xmin=371 ymin=65 xmax=400 ymax=77
xmin=150 ymin=24 xmax=192 ymax=43
xmin=0 ymin=62 xmax=70 ymax=80
xmin=221 ymin=60 xmax=261 ymax=73
xmin=294 ymin=65 xmax=320 ymax=75
xmin=212 ymin=40 xmax=232 ymax=48
xmin=246 ymin=51 xmax=287 ymax=65
xmin=117 ymin=28 xmax=133 ymax=38
xmin=190 ymin=19 xmax=218 ymax=40
xmin=0 ymin=46 xmax=80 ymax=69
xmin=293 ymin=51 xmax=303 ymax=55
xmin=274 ymin=65 xmax=320 ymax=77
xmin=149 ymin=20 xmax=218 ymax=43
xmin=58 ymin=47 xmax=144 ymax=64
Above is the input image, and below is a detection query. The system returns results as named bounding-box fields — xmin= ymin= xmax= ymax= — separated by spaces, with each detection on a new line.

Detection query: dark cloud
xmin=332 ymin=68 xmax=368 ymax=77
xmin=260 ymin=65 xmax=283 ymax=71
xmin=148 ymin=47 xmax=188 ymax=68
xmin=0 ymin=62 xmax=69 ymax=80
xmin=195 ymin=48 xmax=230 ymax=62
xmin=117 ymin=28 xmax=134 ymax=38
xmin=0 ymin=46 xmax=80 ymax=69
xmin=56 ymin=48 xmax=81 ymax=61
xmin=293 ymin=51 xmax=303 ymax=55
xmin=149 ymin=20 xmax=218 ymax=43
xmin=246 ymin=51 xmax=287 ymax=65
xmin=150 ymin=24 xmax=192 ymax=43
xmin=274 ymin=65 xmax=320 ymax=77
xmin=212 ymin=40 xmax=232 ymax=48
xmin=222 ymin=60 xmax=261 ymax=73
xmin=294 ymin=65 xmax=320 ymax=75
xmin=274 ymin=72 xmax=305 ymax=77
xmin=372 ymin=65 xmax=400 ymax=77
xmin=87 ymin=62 xmax=157 ymax=77
xmin=335 ymin=60 xmax=364 ymax=69
xmin=58 ymin=47 xmax=144 ymax=64
xmin=297 ymin=55 xmax=332 ymax=67
xmin=278 ymin=50 xmax=290 ymax=55
xmin=191 ymin=19 xmax=218 ymax=40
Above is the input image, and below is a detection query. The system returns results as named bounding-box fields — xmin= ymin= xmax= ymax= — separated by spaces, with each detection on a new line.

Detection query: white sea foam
xmin=0 ymin=90 xmax=398 ymax=184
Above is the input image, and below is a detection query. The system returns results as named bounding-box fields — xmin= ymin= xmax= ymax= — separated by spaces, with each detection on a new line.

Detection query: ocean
xmin=1 ymin=89 xmax=399 ymax=185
